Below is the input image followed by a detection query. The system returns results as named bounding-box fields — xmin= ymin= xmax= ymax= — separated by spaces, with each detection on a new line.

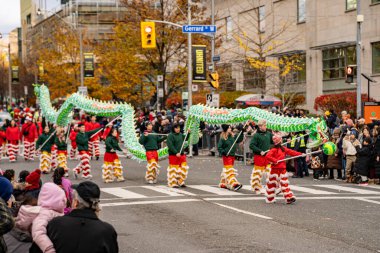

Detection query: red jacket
xmin=0 ymin=130 xmax=5 ymax=145
xmin=6 ymin=126 xmax=21 ymax=141
xmin=86 ymin=121 xmax=101 ymax=141
xmin=37 ymin=122 xmax=43 ymax=136
xmin=266 ymin=147 xmax=302 ymax=169
xmin=20 ymin=122 xmax=38 ymax=142
xmin=69 ymin=130 xmax=78 ymax=148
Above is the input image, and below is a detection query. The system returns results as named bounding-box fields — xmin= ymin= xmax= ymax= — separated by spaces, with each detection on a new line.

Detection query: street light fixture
xmin=36 ymin=8 xmax=85 ymax=93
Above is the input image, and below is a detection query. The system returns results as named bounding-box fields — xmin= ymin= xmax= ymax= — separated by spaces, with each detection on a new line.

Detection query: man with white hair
xmin=249 ymin=119 xmax=273 ymax=194
xmin=46 ymin=181 xmax=118 ymax=253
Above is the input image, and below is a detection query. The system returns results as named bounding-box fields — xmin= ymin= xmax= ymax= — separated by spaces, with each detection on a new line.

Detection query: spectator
xmin=13 ymin=170 xmax=30 ymax=200
xmin=46 ymin=181 xmax=118 ymax=253
xmin=342 ymin=132 xmax=360 ymax=183
xmin=52 ymin=167 xmax=73 ymax=214
xmin=326 ymin=129 xmax=343 ymax=180
xmin=353 ymin=137 xmax=372 ymax=185
xmin=24 ymin=169 xmax=42 ymax=199
xmin=3 ymin=169 xmax=15 ymax=183
xmin=0 ymin=177 xmax=15 ymax=253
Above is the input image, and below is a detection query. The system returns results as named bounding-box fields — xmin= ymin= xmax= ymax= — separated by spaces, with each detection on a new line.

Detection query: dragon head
xmin=33 ymin=83 xmax=42 ymax=97
xmin=307 ymin=118 xmax=329 ymax=148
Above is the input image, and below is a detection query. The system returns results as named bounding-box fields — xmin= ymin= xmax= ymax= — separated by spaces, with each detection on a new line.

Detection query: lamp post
xmin=37 ymin=8 xmax=85 ymax=89
xmin=0 ymin=33 xmax=12 ymax=102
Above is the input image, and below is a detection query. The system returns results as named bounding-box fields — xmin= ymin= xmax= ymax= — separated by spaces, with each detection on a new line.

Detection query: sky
xmin=0 ymin=0 xmax=62 ymax=36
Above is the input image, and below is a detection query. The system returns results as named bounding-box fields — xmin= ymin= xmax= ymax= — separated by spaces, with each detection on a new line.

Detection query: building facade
xmin=213 ymin=0 xmax=380 ymax=112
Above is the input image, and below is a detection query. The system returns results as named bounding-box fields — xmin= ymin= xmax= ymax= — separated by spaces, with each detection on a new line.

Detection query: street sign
xmin=192 ymin=84 xmax=198 ymax=92
xmin=212 ymin=55 xmax=221 ymax=62
xmin=158 ymin=88 xmax=164 ymax=98
xmin=157 ymin=75 xmax=163 ymax=82
xmin=206 ymin=93 xmax=220 ymax=108
xmin=182 ymin=92 xmax=189 ymax=100
xmin=78 ymin=86 xmax=88 ymax=96
xmin=182 ymin=25 xmax=217 ymax=34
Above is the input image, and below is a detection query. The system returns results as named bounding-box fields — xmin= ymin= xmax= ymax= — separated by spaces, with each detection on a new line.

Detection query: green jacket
xmin=36 ymin=131 xmax=55 ymax=152
xmin=139 ymin=132 xmax=166 ymax=151
xmin=76 ymin=128 xmax=101 ymax=151
xmin=167 ymin=132 xmax=188 ymax=155
xmin=55 ymin=136 xmax=67 ymax=151
xmin=105 ymin=136 xmax=122 ymax=153
xmin=218 ymin=133 xmax=243 ymax=156
xmin=249 ymin=130 xmax=273 ymax=155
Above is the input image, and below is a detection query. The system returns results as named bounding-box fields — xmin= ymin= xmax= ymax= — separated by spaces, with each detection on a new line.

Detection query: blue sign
xmin=182 ymin=25 xmax=217 ymax=33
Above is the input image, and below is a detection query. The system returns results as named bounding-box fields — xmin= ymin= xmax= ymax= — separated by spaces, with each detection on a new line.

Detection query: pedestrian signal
xmin=345 ymin=66 xmax=354 ymax=83
xmin=209 ymin=71 xmax=219 ymax=89
xmin=141 ymin=22 xmax=156 ymax=49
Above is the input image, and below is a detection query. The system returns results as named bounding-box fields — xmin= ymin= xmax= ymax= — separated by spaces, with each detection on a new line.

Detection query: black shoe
xmin=96 ymin=156 xmax=99 ymax=161
xmin=233 ymin=184 xmax=243 ymax=191
xmin=286 ymin=197 xmax=296 ymax=204
xmin=292 ymin=175 xmax=299 ymax=178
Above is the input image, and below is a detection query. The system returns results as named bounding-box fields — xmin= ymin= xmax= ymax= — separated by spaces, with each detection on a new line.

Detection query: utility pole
xmin=8 ymin=43 xmax=12 ymax=102
xmin=356 ymin=0 xmax=362 ymax=117
xmin=187 ymin=0 xmax=192 ymax=111
xmin=211 ymin=0 xmax=215 ymax=71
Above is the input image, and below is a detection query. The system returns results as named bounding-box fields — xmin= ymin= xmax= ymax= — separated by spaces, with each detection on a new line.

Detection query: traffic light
xmin=140 ymin=22 xmax=156 ymax=49
xmin=345 ymin=65 xmax=354 ymax=83
xmin=209 ymin=71 xmax=219 ymax=89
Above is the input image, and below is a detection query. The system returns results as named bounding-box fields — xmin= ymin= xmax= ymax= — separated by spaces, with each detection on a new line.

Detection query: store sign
xmin=192 ymin=45 xmax=207 ymax=82
xmin=84 ymin=53 xmax=95 ymax=78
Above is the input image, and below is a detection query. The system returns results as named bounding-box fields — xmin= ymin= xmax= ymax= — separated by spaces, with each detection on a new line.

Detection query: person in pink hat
xmin=265 ymin=134 xmax=304 ymax=204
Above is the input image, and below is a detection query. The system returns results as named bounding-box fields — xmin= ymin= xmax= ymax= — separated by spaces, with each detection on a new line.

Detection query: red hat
xmin=26 ymin=169 xmax=41 ymax=190
xmin=272 ymin=134 xmax=282 ymax=145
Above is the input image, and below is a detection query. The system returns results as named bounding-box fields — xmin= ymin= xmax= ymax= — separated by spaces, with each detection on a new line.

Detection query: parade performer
xmin=36 ymin=126 xmax=55 ymax=173
xmin=73 ymin=123 xmax=101 ymax=179
xmin=265 ymin=134 xmax=303 ymax=204
xmin=55 ymin=127 xmax=69 ymax=176
xmin=86 ymin=115 xmax=101 ymax=160
xmin=217 ymin=124 xmax=243 ymax=191
xmin=0 ymin=127 xmax=5 ymax=160
xmin=20 ymin=115 xmax=38 ymax=161
xmin=6 ymin=120 xmax=21 ymax=162
xmin=102 ymin=128 xmax=125 ymax=183
xmin=166 ymin=123 xmax=190 ymax=188
xmin=69 ymin=124 xmax=78 ymax=160
xmin=139 ymin=122 xmax=166 ymax=184
xmin=249 ymin=119 xmax=273 ymax=193
xmin=51 ymin=143 xmax=58 ymax=170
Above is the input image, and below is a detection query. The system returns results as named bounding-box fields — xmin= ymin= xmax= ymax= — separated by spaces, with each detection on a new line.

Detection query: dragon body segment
xmin=34 ymin=84 xmax=328 ymax=161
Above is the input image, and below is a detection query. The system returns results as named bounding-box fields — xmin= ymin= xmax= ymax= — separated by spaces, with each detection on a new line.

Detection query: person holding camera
xmin=342 ymin=130 xmax=360 ymax=183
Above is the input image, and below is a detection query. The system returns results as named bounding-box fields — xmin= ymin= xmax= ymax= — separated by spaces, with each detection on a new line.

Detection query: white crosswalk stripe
xmin=99 ymin=184 xmax=380 ymax=201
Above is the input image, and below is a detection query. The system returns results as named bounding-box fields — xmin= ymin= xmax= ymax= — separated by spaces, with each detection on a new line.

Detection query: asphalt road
xmin=2 ymin=152 xmax=380 ymax=253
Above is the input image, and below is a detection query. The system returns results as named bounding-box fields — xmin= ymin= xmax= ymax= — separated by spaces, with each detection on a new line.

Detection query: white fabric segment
xmin=290 ymin=185 xmax=337 ymax=195
xmin=141 ymin=186 xmax=184 ymax=197
xmin=101 ymin=187 xmax=148 ymax=199
xmin=315 ymin=185 xmax=380 ymax=195
xmin=187 ymin=185 xmax=244 ymax=195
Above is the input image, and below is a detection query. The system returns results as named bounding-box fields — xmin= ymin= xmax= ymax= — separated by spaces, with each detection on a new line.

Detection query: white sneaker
xmin=147 ymin=180 xmax=154 ymax=184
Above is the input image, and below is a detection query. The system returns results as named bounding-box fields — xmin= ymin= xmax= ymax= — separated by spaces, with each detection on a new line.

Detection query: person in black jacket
xmin=353 ymin=137 xmax=372 ymax=185
xmin=46 ymin=181 xmax=118 ymax=253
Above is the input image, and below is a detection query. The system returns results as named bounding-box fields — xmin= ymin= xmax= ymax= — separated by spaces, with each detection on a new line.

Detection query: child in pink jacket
xmin=32 ymin=182 xmax=66 ymax=253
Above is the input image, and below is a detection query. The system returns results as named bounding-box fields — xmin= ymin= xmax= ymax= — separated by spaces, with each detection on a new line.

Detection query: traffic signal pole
xmin=356 ymin=0 xmax=362 ymax=117
xmin=187 ymin=0 xmax=192 ymax=111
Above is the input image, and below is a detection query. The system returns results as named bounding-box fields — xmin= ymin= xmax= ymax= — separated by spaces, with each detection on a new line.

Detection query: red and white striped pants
xmin=23 ymin=140 xmax=35 ymax=161
xmin=73 ymin=151 xmax=92 ymax=179
xmin=266 ymin=168 xmax=295 ymax=204
xmin=7 ymin=140 xmax=19 ymax=162
xmin=88 ymin=140 xmax=100 ymax=158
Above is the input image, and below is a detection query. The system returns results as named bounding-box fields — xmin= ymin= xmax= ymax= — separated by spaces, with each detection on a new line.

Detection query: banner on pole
xmin=38 ymin=64 xmax=44 ymax=82
xmin=192 ymin=45 xmax=207 ymax=82
xmin=11 ymin=66 xmax=19 ymax=83
xmin=84 ymin=53 xmax=95 ymax=78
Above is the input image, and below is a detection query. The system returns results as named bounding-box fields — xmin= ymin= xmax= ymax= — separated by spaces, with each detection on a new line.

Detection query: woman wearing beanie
xmin=265 ymin=134 xmax=304 ymax=204
xmin=6 ymin=120 xmax=21 ymax=162
xmin=217 ymin=124 xmax=243 ymax=191
xmin=25 ymin=169 xmax=42 ymax=198
xmin=36 ymin=126 xmax=56 ymax=173
xmin=139 ymin=121 xmax=167 ymax=184
xmin=102 ymin=128 xmax=126 ymax=183
xmin=55 ymin=127 xmax=69 ymax=176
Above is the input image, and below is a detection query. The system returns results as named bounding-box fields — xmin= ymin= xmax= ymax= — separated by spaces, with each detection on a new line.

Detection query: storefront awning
xmin=268 ymin=50 xmax=306 ymax=58
xmin=310 ymin=41 xmax=356 ymax=50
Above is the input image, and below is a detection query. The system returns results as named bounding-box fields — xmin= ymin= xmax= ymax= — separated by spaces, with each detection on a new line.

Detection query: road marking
xmin=316 ymin=185 xmax=380 ymax=195
xmin=187 ymin=185 xmax=244 ymax=195
xmin=101 ymin=187 xmax=147 ymax=199
xmin=101 ymin=198 xmax=201 ymax=207
xmin=204 ymin=196 xmax=380 ymax=201
xmin=355 ymin=198 xmax=380 ymax=205
xmin=291 ymin=185 xmax=337 ymax=195
xmin=156 ymin=185 xmax=197 ymax=196
xmin=141 ymin=186 xmax=184 ymax=197
xmin=241 ymin=185 xmax=266 ymax=194
xmin=213 ymin=203 xmax=272 ymax=220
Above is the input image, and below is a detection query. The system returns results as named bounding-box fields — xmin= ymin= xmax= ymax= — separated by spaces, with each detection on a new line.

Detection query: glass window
xmin=372 ymin=42 xmax=380 ymax=74
xmin=26 ymin=14 xmax=31 ymax=25
xmin=258 ymin=6 xmax=265 ymax=33
xmin=297 ymin=0 xmax=306 ymax=23
xmin=279 ymin=54 xmax=306 ymax=84
xmin=226 ymin=16 xmax=233 ymax=40
xmin=322 ymin=46 xmax=356 ymax=80
xmin=346 ymin=0 xmax=357 ymax=10
xmin=243 ymin=61 xmax=265 ymax=90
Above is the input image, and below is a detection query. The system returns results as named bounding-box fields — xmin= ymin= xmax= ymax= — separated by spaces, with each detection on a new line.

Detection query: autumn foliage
xmin=314 ymin=92 xmax=373 ymax=117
